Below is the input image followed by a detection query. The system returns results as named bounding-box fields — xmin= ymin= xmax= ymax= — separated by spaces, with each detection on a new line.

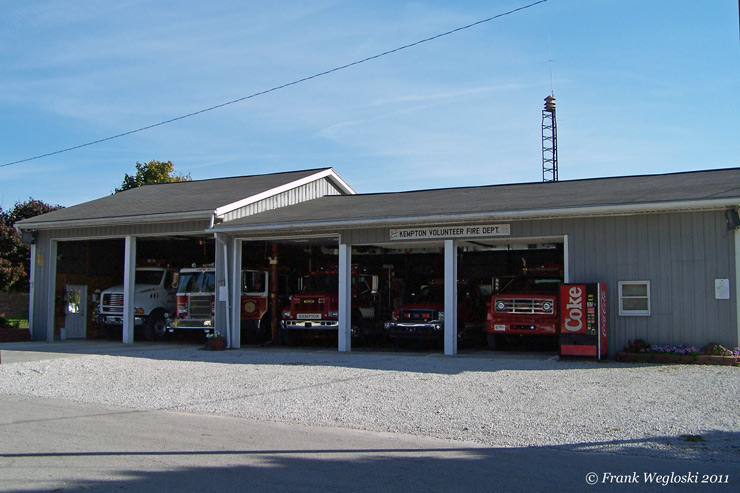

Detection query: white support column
xmin=444 ymin=239 xmax=458 ymax=356
xmin=338 ymin=242 xmax=352 ymax=352
xmin=122 ymin=235 xmax=136 ymax=344
xmin=46 ymin=240 xmax=58 ymax=342
xmin=230 ymin=238 xmax=243 ymax=349
xmin=562 ymin=234 xmax=571 ymax=283
xmin=28 ymin=243 xmax=36 ymax=341
xmin=735 ymin=227 xmax=740 ymax=348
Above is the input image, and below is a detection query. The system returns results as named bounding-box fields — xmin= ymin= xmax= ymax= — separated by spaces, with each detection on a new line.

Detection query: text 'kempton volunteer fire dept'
xmin=389 ymin=224 xmax=511 ymax=240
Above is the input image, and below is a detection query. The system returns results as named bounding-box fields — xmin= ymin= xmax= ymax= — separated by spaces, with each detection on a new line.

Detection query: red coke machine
xmin=559 ymin=283 xmax=607 ymax=359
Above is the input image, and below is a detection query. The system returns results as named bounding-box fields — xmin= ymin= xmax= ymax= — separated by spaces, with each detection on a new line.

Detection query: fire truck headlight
xmin=495 ymin=301 xmax=506 ymax=312
xmin=438 ymin=311 xmax=444 ymax=321
xmin=282 ymin=310 xmax=291 ymax=319
xmin=542 ymin=301 xmax=553 ymax=312
xmin=328 ymin=311 xmax=338 ymax=318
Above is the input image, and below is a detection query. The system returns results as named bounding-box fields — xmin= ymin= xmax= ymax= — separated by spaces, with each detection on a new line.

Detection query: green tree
xmin=0 ymin=199 xmax=63 ymax=292
xmin=115 ymin=160 xmax=191 ymax=193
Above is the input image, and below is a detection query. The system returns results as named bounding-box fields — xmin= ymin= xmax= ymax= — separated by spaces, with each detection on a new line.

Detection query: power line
xmin=1 ymin=0 xmax=548 ymax=169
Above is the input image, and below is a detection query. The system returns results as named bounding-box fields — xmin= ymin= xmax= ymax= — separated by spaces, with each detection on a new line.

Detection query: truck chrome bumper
xmin=98 ymin=315 xmax=144 ymax=326
xmin=168 ymin=318 xmax=214 ymax=330
xmin=281 ymin=320 xmax=338 ymax=330
xmin=384 ymin=321 xmax=443 ymax=338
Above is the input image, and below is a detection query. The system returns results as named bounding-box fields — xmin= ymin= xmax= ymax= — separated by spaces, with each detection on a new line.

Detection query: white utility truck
xmin=97 ymin=266 xmax=177 ymax=340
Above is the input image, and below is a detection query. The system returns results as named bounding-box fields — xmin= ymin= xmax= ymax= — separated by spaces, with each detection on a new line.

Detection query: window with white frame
xmin=618 ymin=281 xmax=651 ymax=316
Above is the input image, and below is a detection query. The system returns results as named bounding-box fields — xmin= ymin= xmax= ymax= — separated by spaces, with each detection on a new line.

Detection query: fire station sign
xmin=389 ymin=224 xmax=510 ymax=240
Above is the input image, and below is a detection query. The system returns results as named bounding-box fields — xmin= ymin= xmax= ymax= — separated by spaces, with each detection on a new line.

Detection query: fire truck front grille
xmin=496 ymin=299 xmax=554 ymax=315
xmin=299 ymin=299 xmax=324 ymax=313
xmin=188 ymin=295 xmax=212 ymax=317
xmin=102 ymin=294 xmax=123 ymax=313
xmin=400 ymin=309 xmax=438 ymax=322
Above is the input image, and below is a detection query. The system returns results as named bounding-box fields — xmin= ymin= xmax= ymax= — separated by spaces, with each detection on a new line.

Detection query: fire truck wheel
xmin=487 ymin=333 xmax=503 ymax=351
xmin=257 ymin=313 xmax=271 ymax=342
xmin=144 ymin=313 xmax=168 ymax=342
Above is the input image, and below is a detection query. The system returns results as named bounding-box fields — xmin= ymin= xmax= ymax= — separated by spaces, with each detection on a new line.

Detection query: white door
xmin=65 ymin=285 xmax=87 ymax=339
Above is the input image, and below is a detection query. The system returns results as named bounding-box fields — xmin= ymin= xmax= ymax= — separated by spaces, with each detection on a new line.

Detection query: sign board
xmin=389 ymin=224 xmax=510 ymax=241
xmin=715 ymin=279 xmax=730 ymax=300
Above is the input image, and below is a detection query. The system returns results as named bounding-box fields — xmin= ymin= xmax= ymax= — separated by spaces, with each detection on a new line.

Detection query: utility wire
xmin=1 ymin=0 xmax=548 ymax=169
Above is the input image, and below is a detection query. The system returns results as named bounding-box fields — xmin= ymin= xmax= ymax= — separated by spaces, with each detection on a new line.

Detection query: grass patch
xmin=5 ymin=318 xmax=29 ymax=329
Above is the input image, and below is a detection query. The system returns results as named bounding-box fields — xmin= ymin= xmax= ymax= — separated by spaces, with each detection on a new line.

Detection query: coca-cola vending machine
xmin=559 ymin=283 xmax=607 ymax=359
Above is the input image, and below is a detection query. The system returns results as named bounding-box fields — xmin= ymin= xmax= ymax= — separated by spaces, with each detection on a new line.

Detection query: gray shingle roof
xmin=18 ymin=168 xmax=329 ymax=228
xmin=213 ymin=167 xmax=740 ymax=231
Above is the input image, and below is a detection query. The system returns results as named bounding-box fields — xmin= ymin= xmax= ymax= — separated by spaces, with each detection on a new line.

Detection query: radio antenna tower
xmin=542 ymin=39 xmax=558 ymax=182
xmin=542 ymin=94 xmax=558 ymax=182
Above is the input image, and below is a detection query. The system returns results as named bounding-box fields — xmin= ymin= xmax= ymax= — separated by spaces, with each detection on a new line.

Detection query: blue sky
xmin=1 ymin=1 xmax=738 ymax=208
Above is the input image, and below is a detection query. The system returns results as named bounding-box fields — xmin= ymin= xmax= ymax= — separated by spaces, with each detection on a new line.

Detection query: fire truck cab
xmin=280 ymin=268 xmax=379 ymax=345
xmin=486 ymin=264 xmax=563 ymax=350
xmin=168 ymin=265 xmax=216 ymax=332
xmin=384 ymin=280 xmax=486 ymax=347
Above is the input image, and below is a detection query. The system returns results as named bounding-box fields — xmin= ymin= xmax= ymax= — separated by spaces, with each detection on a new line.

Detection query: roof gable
xmin=18 ymin=168 xmax=353 ymax=229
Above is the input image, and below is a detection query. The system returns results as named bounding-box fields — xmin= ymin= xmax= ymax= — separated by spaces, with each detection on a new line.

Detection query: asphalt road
xmin=1 ymin=394 xmax=737 ymax=492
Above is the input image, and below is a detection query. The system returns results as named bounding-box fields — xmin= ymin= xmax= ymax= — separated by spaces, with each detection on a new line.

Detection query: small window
xmin=618 ymin=281 xmax=651 ymax=316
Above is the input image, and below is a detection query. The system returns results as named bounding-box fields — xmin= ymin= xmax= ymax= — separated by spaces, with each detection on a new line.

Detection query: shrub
xmin=623 ymin=339 xmax=651 ymax=353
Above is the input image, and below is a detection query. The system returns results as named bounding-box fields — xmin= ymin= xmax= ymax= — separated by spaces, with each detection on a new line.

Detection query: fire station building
xmin=16 ymin=166 xmax=740 ymax=356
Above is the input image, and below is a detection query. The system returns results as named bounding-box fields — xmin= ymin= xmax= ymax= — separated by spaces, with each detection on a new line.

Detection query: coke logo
xmin=563 ymin=286 xmax=584 ymax=332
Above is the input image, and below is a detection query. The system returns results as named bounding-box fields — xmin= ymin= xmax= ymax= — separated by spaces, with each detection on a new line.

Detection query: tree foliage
xmin=116 ymin=160 xmax=191 ymax=193
xmin=0 ymin=199 xmax=63 ymax=292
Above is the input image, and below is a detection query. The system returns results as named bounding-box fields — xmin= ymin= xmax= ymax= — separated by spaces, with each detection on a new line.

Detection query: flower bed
xmin=617 ymin=340 xmax=740 ymax=366
xmin=204 ymin=331 xmax=227 ymax=351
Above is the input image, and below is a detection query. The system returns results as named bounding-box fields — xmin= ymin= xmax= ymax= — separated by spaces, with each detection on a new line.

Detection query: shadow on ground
xmin=1 ymin=338 xmax=614 ymax=375
xmin=3 ymin=429 xmax=738 ymax=492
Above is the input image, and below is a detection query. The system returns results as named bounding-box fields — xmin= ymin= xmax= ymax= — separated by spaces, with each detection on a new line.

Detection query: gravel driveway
xmin=1 ymin=343 xmax=738 ymax=463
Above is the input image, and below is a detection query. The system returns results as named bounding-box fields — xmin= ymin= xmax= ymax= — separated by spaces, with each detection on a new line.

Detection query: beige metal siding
xmin=563 ymin=212 xmax=735 ymax=351
xmin=222 ymin=179 xmax=343 ymax=222
xmin=39 ymin=220 xmax=212 ymax=240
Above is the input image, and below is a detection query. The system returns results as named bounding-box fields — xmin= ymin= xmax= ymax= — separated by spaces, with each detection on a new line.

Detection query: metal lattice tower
xmin=542 ymin=95 xmax=558 ymax=182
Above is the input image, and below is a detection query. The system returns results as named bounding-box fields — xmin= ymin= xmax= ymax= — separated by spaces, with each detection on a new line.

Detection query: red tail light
xmin=177 ymin=296 xmax=187 ymax=316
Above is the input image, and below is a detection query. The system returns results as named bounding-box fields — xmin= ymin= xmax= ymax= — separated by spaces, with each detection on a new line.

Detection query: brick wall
xmin=0 ymin=293 xmax=29 ymax=318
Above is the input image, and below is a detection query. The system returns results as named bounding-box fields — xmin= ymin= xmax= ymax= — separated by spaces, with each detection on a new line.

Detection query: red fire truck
xmin=240 ymin=269 xmax=271 ymax=343
xmin=384 ymin=280 xmax=487 ymax=347
xmin=280 ymin=267 xmax=379 ymax=345
xmin=485 ymin=263 xmax=563 ymax=350
xmin=168 ymin=265 xmax=217 ymax=332
xmin=168 ymin=267 xmax=273 ymax=342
